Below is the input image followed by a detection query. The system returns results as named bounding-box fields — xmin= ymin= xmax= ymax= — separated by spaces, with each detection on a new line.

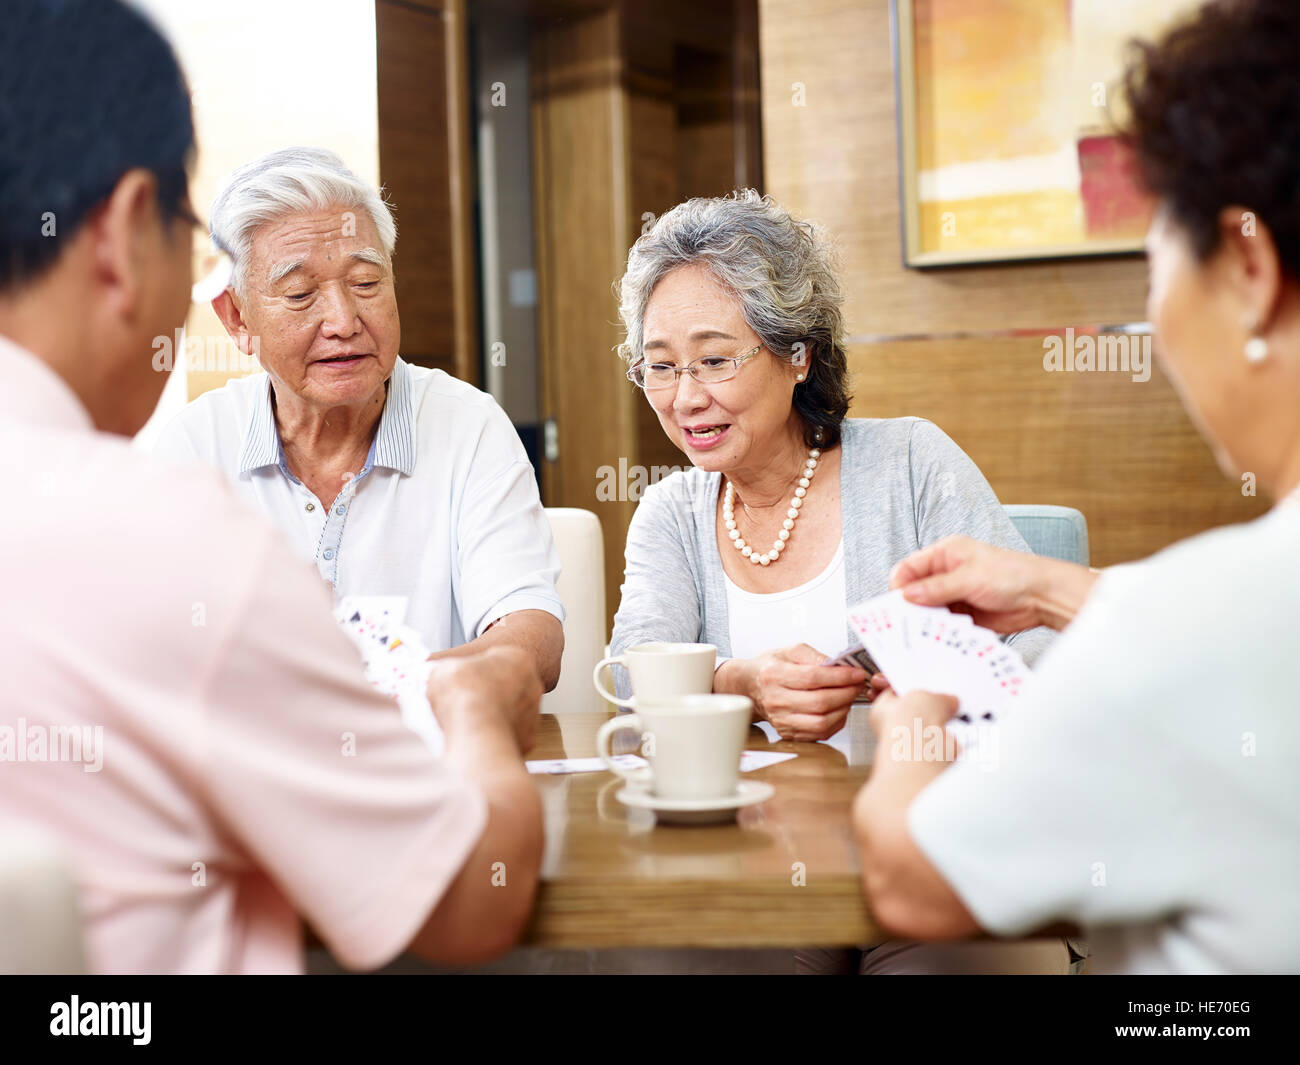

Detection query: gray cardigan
xmin=609 ymin=417 xmax=1053 ymax=695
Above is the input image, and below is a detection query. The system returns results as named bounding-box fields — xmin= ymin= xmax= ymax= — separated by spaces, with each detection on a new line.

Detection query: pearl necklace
xmin=723 ymin=448 xmax=820 ymax=566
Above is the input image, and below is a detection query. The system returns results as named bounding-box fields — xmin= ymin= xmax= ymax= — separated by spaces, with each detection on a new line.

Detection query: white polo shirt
xmin=908 ymin=502 xmax=1300 ymax=974
xmin=153 ymin=357 xmax=564 ymax=650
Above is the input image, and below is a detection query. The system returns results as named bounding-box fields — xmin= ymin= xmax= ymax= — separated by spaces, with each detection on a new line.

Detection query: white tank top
xmin=724 ymin=541 xmax=869 ymax=758
xmin=724 ymin=541 xmax=847 ymax=661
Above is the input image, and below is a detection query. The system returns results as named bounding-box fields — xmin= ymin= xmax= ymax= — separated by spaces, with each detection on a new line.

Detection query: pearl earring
xmin=1241 ymin=313 xmax=1269 ymax=364
xmin=795 ymin=374 xmax=805 ymax=381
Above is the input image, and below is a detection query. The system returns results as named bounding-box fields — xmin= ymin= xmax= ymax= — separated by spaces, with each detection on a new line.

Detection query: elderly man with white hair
xmin=157 ymin=147 xmax=564 ymax=690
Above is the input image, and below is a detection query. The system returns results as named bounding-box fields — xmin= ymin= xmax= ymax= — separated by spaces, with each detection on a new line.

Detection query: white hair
xmin=209 ymin=147 xmax=397 ymax=294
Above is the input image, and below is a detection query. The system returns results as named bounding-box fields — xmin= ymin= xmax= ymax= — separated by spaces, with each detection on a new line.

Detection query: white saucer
xmin=614 ymin=780 xmax=775 ymax=825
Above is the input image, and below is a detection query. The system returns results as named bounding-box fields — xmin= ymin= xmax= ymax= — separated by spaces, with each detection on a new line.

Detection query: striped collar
xmin=237 ymin=357 xmax=416 ymax=477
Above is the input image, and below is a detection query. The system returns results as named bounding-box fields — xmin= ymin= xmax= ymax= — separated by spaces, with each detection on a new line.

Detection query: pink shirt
xmin=0 ymin=337 xmax=488 ymax=974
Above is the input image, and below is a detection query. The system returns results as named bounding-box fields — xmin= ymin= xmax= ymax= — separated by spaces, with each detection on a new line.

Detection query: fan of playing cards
xmin=334 ymin=596 xmax=444 ymax=757
xmin=827 ymin=590 xmax=1034 ymax=753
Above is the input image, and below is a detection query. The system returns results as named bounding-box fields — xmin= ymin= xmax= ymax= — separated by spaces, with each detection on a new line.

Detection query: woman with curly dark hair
xmin=856 ymin=0 xmax=1300 ymax=974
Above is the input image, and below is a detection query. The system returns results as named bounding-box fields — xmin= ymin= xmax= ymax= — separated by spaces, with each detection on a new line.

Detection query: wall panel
xmin=759 ymin=0 xmax=1267 ymax=564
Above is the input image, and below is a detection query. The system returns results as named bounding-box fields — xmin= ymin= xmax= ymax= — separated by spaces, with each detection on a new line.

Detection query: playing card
xmin=851 ymin=594 xmax=919 ymax=692
xmin=820 ymin=642 xmax=881 ymax=676
xmin=846 ymin=590 xmax=1032 ymax=759
xmin=333 ymin=597 xmax=444 ymax=757
xmin=524 ymin=751 xmax=798 ymax=775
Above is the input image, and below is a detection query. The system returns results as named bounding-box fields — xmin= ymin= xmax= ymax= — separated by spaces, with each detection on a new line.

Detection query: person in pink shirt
xmin=0 ymin=0 xmax=543 ymax=974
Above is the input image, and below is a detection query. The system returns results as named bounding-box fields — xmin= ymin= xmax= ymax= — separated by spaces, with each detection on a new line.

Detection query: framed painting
xmin=893 ymin=0 xmax=1199 ymax=267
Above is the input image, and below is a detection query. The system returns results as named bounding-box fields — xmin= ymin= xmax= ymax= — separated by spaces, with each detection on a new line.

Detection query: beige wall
xmin=758 ymin=0 xmax=1267 ymax=565
xmin=135 ymin=0 xmax=380 ymax=446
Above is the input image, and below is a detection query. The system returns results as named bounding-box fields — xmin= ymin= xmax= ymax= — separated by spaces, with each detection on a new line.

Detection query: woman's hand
xmin=718 ymin=645 xmax=868 ymax=742
xmin=889 ymin=535 xmax=1096 ymax=633
xmin=867 ymin=688 xmax=959 ymax=745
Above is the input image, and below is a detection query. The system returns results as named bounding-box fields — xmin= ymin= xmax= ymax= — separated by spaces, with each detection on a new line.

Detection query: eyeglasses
xmin=179 ymin=199 xmax=235 ymax=304
xmin=191 ymin=243 xmax=233 ymax=304
xmin=627 ymin=344 xmax=763 ymax=391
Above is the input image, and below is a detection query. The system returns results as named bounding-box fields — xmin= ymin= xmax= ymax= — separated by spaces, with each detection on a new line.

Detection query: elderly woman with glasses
xmin=610 ymin=190 xmax=1053 ymax=746
xmin=609 ymin=191 xmax=1069 ymax=975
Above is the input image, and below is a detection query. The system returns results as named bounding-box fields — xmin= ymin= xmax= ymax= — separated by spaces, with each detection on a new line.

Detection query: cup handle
xmin=596 ymin=713 xmax=651 ymax=787
xmin=592 ymin=655 xmax=634 ymax=708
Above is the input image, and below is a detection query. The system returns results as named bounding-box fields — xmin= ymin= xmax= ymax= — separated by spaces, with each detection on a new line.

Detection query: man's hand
xmin=411 ymin=646 xmax=545 ymax=964
xmin=428 ymin=610 xmax=563 ymax=692
xmin=427 ymin=646 xmax=543 ymax=754
xmin=717 ymin=644 xmax=867 ymax=742
xmin=889 ymin=535 xmax=1094 ymax=633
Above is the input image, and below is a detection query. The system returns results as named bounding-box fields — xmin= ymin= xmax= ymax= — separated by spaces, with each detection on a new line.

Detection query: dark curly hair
xmin=1121 ymin=0 xmax=1300 ymax=277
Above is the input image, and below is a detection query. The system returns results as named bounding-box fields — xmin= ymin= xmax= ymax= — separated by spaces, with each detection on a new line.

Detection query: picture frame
xmin=892 ymin=0 xmax=1193 ymax=267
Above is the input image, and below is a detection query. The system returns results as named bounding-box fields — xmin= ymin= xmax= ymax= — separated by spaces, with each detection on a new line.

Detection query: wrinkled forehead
xmin=248 ymin=207 xmax=386 ymax=278
xmin=643 ymin=263 xmax=745 ymax=344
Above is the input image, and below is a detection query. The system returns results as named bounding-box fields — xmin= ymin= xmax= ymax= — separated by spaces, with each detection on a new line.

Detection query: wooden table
xmin=520 ymin=709 xmax=883 ymax=949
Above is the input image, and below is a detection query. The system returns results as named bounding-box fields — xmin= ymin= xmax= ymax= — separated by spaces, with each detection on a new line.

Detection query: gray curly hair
xmin=616 ymin=189 xmax=850 ymax=448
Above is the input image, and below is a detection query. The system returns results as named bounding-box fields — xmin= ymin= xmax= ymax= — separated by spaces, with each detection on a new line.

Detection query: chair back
xmin=0 ymin=827 xmax=84 ymax=973
xmin=542 ymin=508 xmax=609 ymax=714
xmin=1003 ymin=504 xmax=1090 ymax=566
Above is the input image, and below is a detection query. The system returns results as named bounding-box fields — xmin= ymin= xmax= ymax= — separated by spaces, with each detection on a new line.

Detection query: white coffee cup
xmin=596 ymin=694 xmax=752 ymax=800
xmin=592 ymin=642 xmax=716 ymax=709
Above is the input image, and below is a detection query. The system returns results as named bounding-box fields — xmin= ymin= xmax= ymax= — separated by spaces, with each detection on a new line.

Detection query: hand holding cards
xmin=820 ymin=643 xmax=881 ymax=704
xmin=334 ymin=596 xmax=444 ymax=756
xmin=821 ymin=644 xmax=880 ymax=677
xmin=846 ymin=590 xmax=1033 ymax=755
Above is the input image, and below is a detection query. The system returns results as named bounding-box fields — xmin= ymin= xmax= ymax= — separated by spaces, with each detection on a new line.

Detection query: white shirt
xmin=726 ymin=543 xmax=867 ymax=757
xmin=725 ymin=541 xmax=848 ymax=662
xmin=908 ymin=504 xmax=1300 ymax=974
xmin=154 ymin=358 xmax=564 ymax=651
